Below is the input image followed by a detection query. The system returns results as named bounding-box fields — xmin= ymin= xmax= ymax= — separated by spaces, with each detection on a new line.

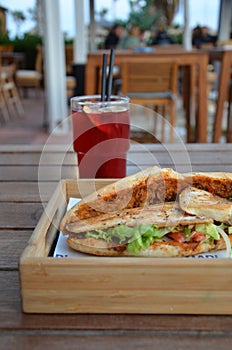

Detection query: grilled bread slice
xmin=179 ymin=186 xmax=232 ymax=225
xmin=61 ymin=168 xmax=232 ymax=236
xmin=183 ymin=172 xmax=232 ymax=198
xmin=60 ymin=166 xmax=188 ymax=235
xmin=65 ymin=201 xmax=212 ymax=235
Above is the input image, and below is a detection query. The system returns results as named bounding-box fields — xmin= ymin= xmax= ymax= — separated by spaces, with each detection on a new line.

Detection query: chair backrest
xmin=65 ymin=45 xmax=74 ymax=74
xmin=121 ymin=59 xmax=178 ymax=96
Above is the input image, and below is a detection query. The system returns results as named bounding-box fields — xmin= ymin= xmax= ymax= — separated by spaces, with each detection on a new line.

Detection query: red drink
xmin=71 ymin=95 xmax=130 ymax=178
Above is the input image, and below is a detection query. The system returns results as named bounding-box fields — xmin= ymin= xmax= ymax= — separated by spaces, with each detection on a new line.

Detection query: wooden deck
xmin=0 ymin=88 xmax=226 ymax=144
xmin=0 ymin=89 xmax=72 ymax=145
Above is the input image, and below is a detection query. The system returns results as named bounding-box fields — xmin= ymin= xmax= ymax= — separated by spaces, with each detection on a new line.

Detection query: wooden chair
xmin=121 ymin=59 xmax=178 ymax=142
xmin=64 ymin=45 xmax=76 ymax=98
xmin=226 ymin=79 xmax=232 ymax=142
xmin=212 ymin=50 xmax=232 ymax=142
xmin=0 ymin=64 xmax=24 ymax=119
xmin=66 ymin=75 xmax=76 ymax=99
xmin=65 ymin=45 xmax=74 ymax=74
xmin=15 ymin=45 xmax=75 ymax=100
xmin=97 ymin=65 xmax=121 ymax=95
xmin=15 ymin=45 xmax=43 ymax=97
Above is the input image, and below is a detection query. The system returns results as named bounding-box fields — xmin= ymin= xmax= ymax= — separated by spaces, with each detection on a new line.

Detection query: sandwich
xmin=179 ymin=186 xmax=232 ymax=225
xmin=61 ymin=168 xmax=232 ymax=226
xmin=179 ymin=185 xmax=232 ymax=257
xmin=60 ymin=167 xmax=232 ymax=257
xmin=60 ymin=166 xmax=189 ymax=225
xmin=65 ymin=201 xmax=230 ymax=257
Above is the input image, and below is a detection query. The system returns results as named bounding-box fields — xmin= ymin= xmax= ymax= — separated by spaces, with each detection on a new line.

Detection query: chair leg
xmin=35 ymin=83 xmax=41 ymax=98
xmin=2 ymin=85 xmax=15 ymax=118
xmin=169 ymin=101 xmax=176 ymax=143
xmin=0 ymin=90 xmax=10 ymax=122
xmin=153 ymin=105 xmax=158 ymax=139
xmin=2 ymin=82 xmax=24 ymax=118
xmin=227 ymin=84 xmax=232 ymax=142
xmin=161 ymin=105 xmax=166 ymax=143
xmin=159 ymin=103 xmax=175 ymax=143
xmin=11 ymin=83 xmax=24 ymax=117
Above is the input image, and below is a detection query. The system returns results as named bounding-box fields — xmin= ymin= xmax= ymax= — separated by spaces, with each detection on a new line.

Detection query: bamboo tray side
xmin=19 ymin=179 xmax=232 ymax=314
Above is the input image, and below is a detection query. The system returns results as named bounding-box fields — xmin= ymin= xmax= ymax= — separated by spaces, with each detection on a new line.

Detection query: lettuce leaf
xmin=195 ymin=223 xmax=220 ymax=240
xmin=86 ymin=222 xmax=223 ymax=255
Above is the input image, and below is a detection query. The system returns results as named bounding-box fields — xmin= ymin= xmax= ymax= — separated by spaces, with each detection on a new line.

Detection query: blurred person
xmin=192 ymin=25 xmax=202 ymax=48
xmin=118 ymin=24 xmax=141 ymax=50
xmin=152 ymin=24 xmax=174 ymax=46
xmin=192 ymin=25 xmax=217 ymax=49
xmin=104 ymin=24 xmax=125 ymax=49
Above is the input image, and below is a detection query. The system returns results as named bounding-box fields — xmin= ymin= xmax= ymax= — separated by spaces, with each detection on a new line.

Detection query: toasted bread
xmin=65 ymin=202 xmax=213 ymax=235
xmin=179 ymin=186 xmax=232 ymax=224
xmin=60 ymin=166 xmax=188 ymax=234
xmin=183 ymin=172 xmax=232 ymax=198
xmin=61 ymin=168 xmax=232 ymax=235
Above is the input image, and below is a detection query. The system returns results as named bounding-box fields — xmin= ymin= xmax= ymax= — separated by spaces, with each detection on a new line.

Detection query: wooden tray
xmin=19 ymin=179 xmax=232 ymax=314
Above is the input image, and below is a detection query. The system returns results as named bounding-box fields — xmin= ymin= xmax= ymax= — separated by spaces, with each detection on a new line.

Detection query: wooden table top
xmin=1 ymin=143 xmax=232 ymax=349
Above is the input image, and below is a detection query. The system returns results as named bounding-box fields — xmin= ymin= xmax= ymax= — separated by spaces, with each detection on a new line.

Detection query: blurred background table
xmin=0 ymin=143 xmax=232 ymax=348
xmin=85 ymin=49 xmax=208 ymax=143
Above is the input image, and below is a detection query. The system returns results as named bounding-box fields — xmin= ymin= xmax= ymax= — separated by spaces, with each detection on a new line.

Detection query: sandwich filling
xmin=64 ymin=201 xmax=232 ymax=257
xmin=80 ymin=222 xmax=232 ymax=256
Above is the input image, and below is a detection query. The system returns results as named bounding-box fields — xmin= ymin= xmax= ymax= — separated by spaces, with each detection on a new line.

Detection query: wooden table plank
xmin=1 ymin=334 xmax=232 ymax=350
xmin=0 ymin=143 xmax=232 ymax=182
xmin=0 ymin=183 xmax=56 ymax=202
xmin=0 ymin=143 xmax=229 ymax=152
xmin=1 ymin=163 xmax=231 ymax=183
xmin=1 ymin=144 xmax=231 ymax=167
xmin=0 ymin=231 xmax=32 ymax=269
xmin=0 ymin=203 xmax=43 ymax=229
xmin=0 ymin=152 xmax=76 ymax=166
xmin=0 ymin=166 xmax=78 ymax=181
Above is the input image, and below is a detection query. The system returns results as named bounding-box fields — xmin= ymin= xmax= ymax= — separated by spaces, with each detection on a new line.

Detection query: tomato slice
xmin=190 ymin=231 xmax=206 ymax=242
xmin=168 ymin=231 xmax=186 ymax=243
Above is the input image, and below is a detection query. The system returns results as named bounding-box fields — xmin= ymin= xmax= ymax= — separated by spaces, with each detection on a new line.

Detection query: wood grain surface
xmin=1 ymin=143 xmax=232 ymax=349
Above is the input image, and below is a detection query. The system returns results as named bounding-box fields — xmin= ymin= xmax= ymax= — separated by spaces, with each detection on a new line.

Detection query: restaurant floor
xmin=0 ymin=89 xmax=226 ymax=145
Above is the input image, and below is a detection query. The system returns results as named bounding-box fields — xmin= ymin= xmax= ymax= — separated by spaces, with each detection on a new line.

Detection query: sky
xmin=1 ymin=0 xmax=220 ymax=39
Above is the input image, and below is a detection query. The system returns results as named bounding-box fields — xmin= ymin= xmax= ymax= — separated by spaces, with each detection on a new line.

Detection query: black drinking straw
xmin=101 ymin=53 xmax=108 ymax=102
xmin=106 ymin=49 xmax=115 ymax=101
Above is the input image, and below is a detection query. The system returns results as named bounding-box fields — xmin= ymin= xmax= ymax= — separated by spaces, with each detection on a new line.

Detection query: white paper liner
xmin=54 ymin=198 xmax=229 ymax=259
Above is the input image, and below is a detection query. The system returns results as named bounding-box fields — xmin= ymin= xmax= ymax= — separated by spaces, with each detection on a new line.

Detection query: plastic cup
xmin=71 ymin=95 xmax=130 ymax=178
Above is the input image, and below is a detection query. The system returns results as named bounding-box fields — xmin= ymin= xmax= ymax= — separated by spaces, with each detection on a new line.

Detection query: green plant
xmin=13 ymin=33 xmax=43 ymax=69
xmin=127 ymin=0 xmax=180 ymax=30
